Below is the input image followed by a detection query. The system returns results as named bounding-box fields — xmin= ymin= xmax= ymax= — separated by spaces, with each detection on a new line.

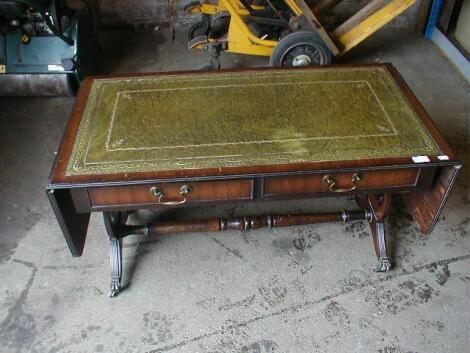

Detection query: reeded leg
xmin=356 ymin=193 xmax=392 ymax=272
xmin=371 ymin=219 xmax=391 ymax=272
xmin=104 ymin=212 xmax=126 ymax=298
xmin=108 ymin=235 xmax=122 ymax=297
xmin=103 ymin=211 xmax=152 ymax=297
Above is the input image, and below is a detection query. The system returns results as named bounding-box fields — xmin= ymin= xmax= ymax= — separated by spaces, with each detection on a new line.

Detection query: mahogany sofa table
xmin=46 ymin=64 xmax=461 ymax=297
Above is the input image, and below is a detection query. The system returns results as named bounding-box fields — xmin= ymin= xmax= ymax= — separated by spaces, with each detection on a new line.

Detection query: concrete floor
xmin=0 ymin=27 xmax=469 ymax=353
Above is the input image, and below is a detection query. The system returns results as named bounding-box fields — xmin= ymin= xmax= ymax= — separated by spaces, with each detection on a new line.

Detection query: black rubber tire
xmin=269 ymin=31 xmax=332 ymax=67
xmin=210 ymin=15 xmax=230 ymax=38
xmin=187 ymin=15 xmax=211 ymax=40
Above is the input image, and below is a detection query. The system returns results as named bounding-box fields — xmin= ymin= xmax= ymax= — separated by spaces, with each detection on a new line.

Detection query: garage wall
xmin=96 ymin=0 xmax=175 ymax=28
xmin=89 ymin=0 xmax=423 ymax=30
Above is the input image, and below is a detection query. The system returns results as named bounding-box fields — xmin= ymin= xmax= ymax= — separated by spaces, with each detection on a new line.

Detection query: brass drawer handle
xmin=149 ymin=185 xmax=191 ymax=205
xmin=322 ymin=173 xmax=360 ymax=192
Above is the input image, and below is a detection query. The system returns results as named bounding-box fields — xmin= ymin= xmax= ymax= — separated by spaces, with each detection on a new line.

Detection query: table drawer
xmin=89 ymin=179 xmax=254 ymax=207
xmin=264 ymin=168 xmax=421 ymax=196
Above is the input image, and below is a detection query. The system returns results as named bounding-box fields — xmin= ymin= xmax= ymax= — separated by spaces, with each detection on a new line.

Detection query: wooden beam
xmin=333 ymin=0 xmax=392 ymax=39
xmin=312 ymin=0 xmax=343 ymax=13
xmin=331 ymin=0 xmax=418 ymax=54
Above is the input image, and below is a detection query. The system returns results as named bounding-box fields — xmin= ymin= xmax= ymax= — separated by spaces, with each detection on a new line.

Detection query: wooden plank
xmin=333 ymin=0 xmax=392 ymax=38
xmin=294 ymin=0 xmax=340 ymax=54
xmin=332 ymin=0 xmax=417 ymax=53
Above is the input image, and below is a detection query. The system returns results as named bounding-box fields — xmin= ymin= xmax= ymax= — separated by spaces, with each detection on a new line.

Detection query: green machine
xmin=0 ymin=0 xmax=97 ymax=95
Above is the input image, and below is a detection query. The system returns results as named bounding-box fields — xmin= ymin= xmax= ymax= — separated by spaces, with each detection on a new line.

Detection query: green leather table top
xmin=66 ymin=67 xmax=441 ymax=176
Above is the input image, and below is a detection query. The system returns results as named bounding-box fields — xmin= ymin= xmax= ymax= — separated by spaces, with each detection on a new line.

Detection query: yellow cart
xmin=185 ymin=0 xmax=417 ymax=66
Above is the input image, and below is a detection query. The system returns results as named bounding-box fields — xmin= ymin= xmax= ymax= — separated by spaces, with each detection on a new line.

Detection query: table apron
xmin=69 ymin=167 xmax=437 ymax=213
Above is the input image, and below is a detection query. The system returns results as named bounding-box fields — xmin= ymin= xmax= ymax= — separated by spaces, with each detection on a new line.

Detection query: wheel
xmin=187 ymin=15 xmax=210 ymax=40
xmin=269 ymin=31 xmax=332 ymax=67
xmin=210 ymin=13 xmax=230 ymax=39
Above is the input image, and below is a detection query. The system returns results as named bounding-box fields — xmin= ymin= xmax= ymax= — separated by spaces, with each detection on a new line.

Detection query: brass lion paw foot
xmin=373 ymin=258 xmax=392 ymax=273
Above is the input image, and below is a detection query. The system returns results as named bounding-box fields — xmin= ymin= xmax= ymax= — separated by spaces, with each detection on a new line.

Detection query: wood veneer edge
xmin=384 ymin=64 xmax=460 ymax=161
xmin=48 ymin=77 xmax=94 ymax=187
